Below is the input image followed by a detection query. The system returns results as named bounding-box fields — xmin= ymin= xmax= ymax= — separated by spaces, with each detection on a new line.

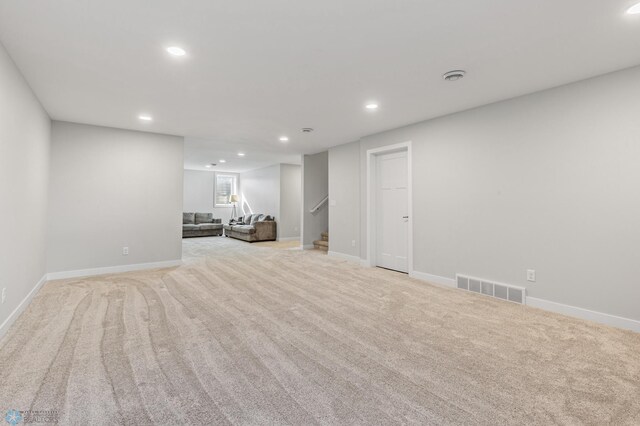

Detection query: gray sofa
xmin=223 ymin=214 xmax=277 ymax=242
xmin=183 ymin=212 xmax=223 ymax=238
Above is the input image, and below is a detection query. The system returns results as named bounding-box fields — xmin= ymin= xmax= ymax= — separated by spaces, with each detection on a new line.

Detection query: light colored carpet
xmin=251 ymin=239 xmax=302 ymax=250
xmin=1 ymin=237 xmax=639 ymax=425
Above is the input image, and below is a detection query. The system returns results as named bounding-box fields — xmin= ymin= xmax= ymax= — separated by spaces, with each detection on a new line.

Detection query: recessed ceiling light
xmin=443 ymin=70 xmax=466 ymax=81
xmin=205 ymin=164 xmax=212 ymax=168
xmin=365 ymin=103 xmax=379 ymax=110
xmin=279 ymin=136 xmax=289 ymax=142
xmin=237 ymin=152 xmax=245 ymax=157
xmin=166 ymin=46 xmax=186 ymax=56
xmin=627 ymin=2 xmax=640 ymax=14
xmin=138 ymin=115 xmax=153 ymax=121
xmin=219 ymin=159 xmax=226 ymax=163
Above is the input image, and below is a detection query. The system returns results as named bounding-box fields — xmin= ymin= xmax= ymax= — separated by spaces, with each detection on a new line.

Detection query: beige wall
xmin=279 ymin=164 xmax=302 ymax=240
xmin=0 ymin=42 xmax=51 ymax=335
xmin=47 ymin=121 xmax=184 ymax=273
xmin=328 ymin=142 xmax=360 ymax=257
xmin=329 ymin=65 xmax=640 ymax=322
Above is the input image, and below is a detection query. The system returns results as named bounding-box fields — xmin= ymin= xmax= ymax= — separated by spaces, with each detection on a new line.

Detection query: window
xmin=214 ymin=173 xmax=238 ymax=207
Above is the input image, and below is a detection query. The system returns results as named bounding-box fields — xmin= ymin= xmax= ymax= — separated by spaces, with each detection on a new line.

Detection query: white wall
xmin=328 ymin=142 xmax=360 ymax=257
xmin=279 ymin=164 xmax=302 ymax=240
xmin=329 ymin=65 xmax=640 ymax=323
xmin=238 ymin=163 xmax=301 ymax=240
xmin=47 ymin=121 xmax=184 ymax=273
xmin=183 ymin=170 xmax=235 ymax=223
xmin=302 ymin=151 xmax=328 ymax=246
xmin=240 ymin=164 xmax=281 ymax=222
xmin=0 ymin=42 xmax=51 ymax=336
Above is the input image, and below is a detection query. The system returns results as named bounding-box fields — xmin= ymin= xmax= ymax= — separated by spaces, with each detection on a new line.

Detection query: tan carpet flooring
xmin=1 ymin=237 xmax=639 ymax=425
xmin=251 ymin=240 xmax=301 ymax=250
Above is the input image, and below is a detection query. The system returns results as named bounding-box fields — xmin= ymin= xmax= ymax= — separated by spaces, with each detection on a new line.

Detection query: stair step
xmin=313 ymin=240 xmax=328 ymax=247
xmin=313 ymin=244 xmax=328 ymax=252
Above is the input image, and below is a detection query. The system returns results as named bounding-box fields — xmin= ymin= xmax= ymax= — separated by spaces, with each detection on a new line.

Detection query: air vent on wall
xmin=456 ymin=274 xmax=526 ymax=304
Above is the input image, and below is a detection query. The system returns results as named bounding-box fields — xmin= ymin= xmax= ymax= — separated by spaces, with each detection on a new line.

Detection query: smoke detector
xmin=301 ymin=128 xmax=314 ymax=133
xmin=443 ymin=70 xmax=466 ymax=81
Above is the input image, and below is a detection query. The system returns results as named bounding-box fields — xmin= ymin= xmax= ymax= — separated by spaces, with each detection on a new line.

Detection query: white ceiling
xmin=184 ymin=137 xmax=301 ymax=173
xmin=1 ymin=1 xmax=640 ymax=168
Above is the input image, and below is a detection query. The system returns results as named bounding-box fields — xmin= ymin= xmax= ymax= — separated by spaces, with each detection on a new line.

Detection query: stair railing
xmin=309 ymin=195 xmax=328 ymax=214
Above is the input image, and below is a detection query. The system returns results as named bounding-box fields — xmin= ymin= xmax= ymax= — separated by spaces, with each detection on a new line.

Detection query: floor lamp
xmin=229 ymin=194 xmax=239 ymax=219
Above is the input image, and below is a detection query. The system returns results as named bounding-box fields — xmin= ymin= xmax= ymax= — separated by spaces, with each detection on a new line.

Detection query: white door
xmin=375 ymin=151 xmax=408 ymax=273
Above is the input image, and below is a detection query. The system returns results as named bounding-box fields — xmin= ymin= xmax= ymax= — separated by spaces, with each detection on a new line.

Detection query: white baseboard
xmin=327 ymin=251 xmax=361 ymax=263
xmin=410 ymin=270 xmax=639 ymax=333
xmin=409 ymin=270 xmax=456 ymax=288
xmin=527 ymin=297 xmax=640 ymax=333
xmin=47 ymin=259 xmax=182 ymax=281
xmin=0 ymin=274 xmax=47 ymax=341
xmin=277 ymin=237 xmax=301 ymax=242
xmin=302 ymin=244 xmax=315 ymax=250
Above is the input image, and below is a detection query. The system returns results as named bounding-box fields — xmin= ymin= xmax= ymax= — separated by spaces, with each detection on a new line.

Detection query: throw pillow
xmin=195 ymin=212 xmax=213 ymax=224
xmin=183 ymin=212 xmax=195 ymax=224
xmin=250 ymin=214 xmax=264 ymax=225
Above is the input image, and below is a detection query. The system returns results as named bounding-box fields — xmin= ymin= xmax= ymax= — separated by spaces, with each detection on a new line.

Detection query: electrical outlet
xmin=352 ymin=240 xmax=356 ymax=247
xmin=122 ymin=247 xmax=129 ymax=256
xmin=527 ymin=269 xmax=536 ymax=282
xmin=1 ymin=288 xmax=6 ymax=304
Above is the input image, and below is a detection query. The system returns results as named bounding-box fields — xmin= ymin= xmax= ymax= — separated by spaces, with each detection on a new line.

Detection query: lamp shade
xmin=229 ymin=194 xmax=239 ymax=203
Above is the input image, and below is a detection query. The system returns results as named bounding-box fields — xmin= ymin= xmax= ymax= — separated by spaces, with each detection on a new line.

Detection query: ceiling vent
xmin=443 ymin=70 xmax=466 ymax=81
xmin=301 ymin=128 xmax=314 ymax=133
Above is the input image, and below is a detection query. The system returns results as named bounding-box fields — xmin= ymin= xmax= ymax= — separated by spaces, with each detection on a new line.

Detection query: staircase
xmin=313 ymin=231 xmax=329 ymax=252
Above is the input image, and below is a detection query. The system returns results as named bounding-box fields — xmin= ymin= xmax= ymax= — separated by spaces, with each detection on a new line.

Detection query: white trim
xmin=47 ymin=259 xmax=182 ymax=281
xmin=0 ymin=274 xmax=47 ymax=341
xmin=302 ymin=244 xmax=315 ymax=250
xmin=527 ymin=297 xmax=640 ymax=333
xmin=328 ymin=251 xmax=361 ymax=263
xmin=409 ymin=270 xmax=456 ymax=288
xmin=277 ymin=236 xmax=301 ymax=242
xmin=366 ymin=141 xmax=413 ymax=273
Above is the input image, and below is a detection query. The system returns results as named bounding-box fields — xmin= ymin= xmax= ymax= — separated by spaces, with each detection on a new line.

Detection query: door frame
xmin=365 ymin=141 xmax=413 ymax=273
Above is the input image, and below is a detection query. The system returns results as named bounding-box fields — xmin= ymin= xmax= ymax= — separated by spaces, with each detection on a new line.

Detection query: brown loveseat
xmin=183 ymin=212 xmax=223 ymax=237
xmin=223 ymin=214 xmax=276 ymax=242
